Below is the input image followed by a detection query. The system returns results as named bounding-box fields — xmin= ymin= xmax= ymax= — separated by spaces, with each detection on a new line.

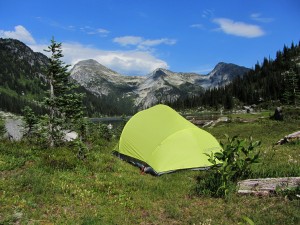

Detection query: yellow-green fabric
xmin=118 ymin=104 xmax=221 ymax=174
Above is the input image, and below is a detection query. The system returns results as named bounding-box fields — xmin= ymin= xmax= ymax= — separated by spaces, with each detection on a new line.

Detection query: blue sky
xmin=0 ymin=0 xmax=299 ymax=75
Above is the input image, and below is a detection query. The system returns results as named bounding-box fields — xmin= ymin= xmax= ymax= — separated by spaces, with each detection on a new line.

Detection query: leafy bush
xmin=197 ymin=135 xmax=261 ymax=197
xmin=0 ymin=117 xmax=6 ymax=138
xmin=99 ymin=123 xmax=113 ymax=141
xmin=284 ymin=107 xmax=300 ymax=120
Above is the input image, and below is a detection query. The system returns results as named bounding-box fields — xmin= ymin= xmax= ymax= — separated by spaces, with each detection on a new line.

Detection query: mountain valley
xmin=0 ymin=38 xmax=250 ymax=114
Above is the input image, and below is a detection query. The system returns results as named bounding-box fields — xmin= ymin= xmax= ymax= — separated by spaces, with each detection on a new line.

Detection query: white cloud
xmin=30 ymin=42 xmax=168 ymax=75
xmin=213 ymin=18 xmax=265 ymax=38
xmin=190 ymin=24 xmax=204 ymax=29
xmin=94 ymin=51 xmax=168 ymax=75
xmin=80 ymin=26 xmax=110 ymax=36
xmin=3 ymin=25 xmax=169 ymax=75
xmin=97 ymin=28 xmax=110 ymax=34
xmin=113 ymin=36 xmax=143 ymax=46
xmin=250 ymin=13 xmax=274 ymax=23
xmin=142 ymin=38 xmax=176 ymax=46
xmin=0 ymin=25 xmax=36 ymax=44
xmin=202 ymin=9 xmax=214 ymax=19
xmin=113 ymin=35 xmax=176 ymax=49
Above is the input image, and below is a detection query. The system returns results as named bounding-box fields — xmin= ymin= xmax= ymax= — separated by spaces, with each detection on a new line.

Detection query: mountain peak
xmin=153 ymin=68 xmax=168 ymax=72
xmin=207 ymin=62 xmax=250 ymax=87
xmin=211 ymin=62 xmax=249 ymax=73
xmin=75 ymin=59 xmax=113 ymax=71
xmin=150 ymin=68 xmax=169 ymax=80
xmin=212 ymin=62 xmax=234 ymax=71
xmin=72 ymin=59 xmax=121 ymax=77
xmin=76 ymin=59 xmax=100 ymax=66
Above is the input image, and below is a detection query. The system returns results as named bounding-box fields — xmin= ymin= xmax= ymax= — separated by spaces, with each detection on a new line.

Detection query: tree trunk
xmin=49 ymin=75 xmax=54 ymax=147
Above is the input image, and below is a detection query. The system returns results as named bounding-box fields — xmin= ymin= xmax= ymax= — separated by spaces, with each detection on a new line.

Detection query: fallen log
xmin=276 ymin=130 xmax=300 ymax=145
xmin=237 ymin=177 xmax=300 ymax=196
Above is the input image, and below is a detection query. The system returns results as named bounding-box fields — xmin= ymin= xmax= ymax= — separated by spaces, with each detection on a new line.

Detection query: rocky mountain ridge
xmin=70 ymin=59 xmax=250 ymax=108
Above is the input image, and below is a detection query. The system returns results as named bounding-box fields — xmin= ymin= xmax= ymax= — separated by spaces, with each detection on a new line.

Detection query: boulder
xmin=64 ymin=131 xmax=78 ymax=141
xmin=4 ymin=118 xmax=23 ymax=141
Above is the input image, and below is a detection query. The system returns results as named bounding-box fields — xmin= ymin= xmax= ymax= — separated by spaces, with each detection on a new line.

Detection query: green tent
xmin=115 ymin=104 xmax=222 ymax=175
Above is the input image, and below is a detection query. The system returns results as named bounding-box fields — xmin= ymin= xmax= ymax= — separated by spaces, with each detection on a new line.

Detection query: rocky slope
xmin=70 ymin=59 xmax=144 ymax=97
xmin=206 ymin=62 xmax=250 ymax=87
xmin=0 ymin=38 xmax=49 ymax=94
xmin=135 ymin=68 xmax=204 ymax=108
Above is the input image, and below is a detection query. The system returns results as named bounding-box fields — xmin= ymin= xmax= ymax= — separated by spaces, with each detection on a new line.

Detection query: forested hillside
xmin=0 ymin=38 xmax=135 ymax=116
xmin=169 ymin=41 xmax=300 ymax=110
xmin=0 ymin=38 xmax=48 ymax=114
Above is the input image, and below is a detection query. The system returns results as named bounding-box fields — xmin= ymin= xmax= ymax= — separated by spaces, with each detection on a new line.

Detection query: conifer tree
xmin=43 ymin=37 xmax=85 ymax=147
xmin=22 ymin=106 xmax=38 ymax=138
xmin=282 ymin=68 xmax=300 ymax=106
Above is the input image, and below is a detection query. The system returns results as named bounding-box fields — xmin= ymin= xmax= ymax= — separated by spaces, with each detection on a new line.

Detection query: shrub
xmin=198 ymin=135 xmax=261 ymax=197
xmin=284 ymin=107 xmax=300 ymax=120
xmin=99 ymin=123 xmax=113 ymax=141
xmin=0 ymin=117 xmax=6 ymax=138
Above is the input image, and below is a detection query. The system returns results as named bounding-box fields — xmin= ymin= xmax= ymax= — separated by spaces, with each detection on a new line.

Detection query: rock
xmin=4 ymin=118 xmax=23 ymax=141
xmin=243 ymin=106 xmax=253 ymax=113
xmin=273 ymin=106 xmax=283 ymax=121
xmin=107 ymin=123 xmax=113 ymax=130
xmin=64 ymin=131 xmax=78 ymax=142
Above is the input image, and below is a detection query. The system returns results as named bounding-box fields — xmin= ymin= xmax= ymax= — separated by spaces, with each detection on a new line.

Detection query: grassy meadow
xmin=0 ymin=110 xmax=300 ymax=224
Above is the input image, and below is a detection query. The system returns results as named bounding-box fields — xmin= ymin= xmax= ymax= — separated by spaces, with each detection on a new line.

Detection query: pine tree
xmin=22 ymin=106 xmax=38 ymax=137
xmin=43 ymin=37 xmax=85 ymax=147
xmin=224 ymin=93 xmax=234 ymax=110
xmin=282 ymin=68 xmax=300 ymax=105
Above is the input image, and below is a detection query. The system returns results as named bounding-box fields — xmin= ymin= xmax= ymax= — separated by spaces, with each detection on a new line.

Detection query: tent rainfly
xmin=114 ymin=104 xmax=222 ymax=175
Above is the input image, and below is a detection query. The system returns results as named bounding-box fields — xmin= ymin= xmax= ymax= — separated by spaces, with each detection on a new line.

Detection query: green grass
xmin=0 ymin=87 xmax=18 ymax=97
xmin=0 ymin=116 xmax=300 ymax=224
